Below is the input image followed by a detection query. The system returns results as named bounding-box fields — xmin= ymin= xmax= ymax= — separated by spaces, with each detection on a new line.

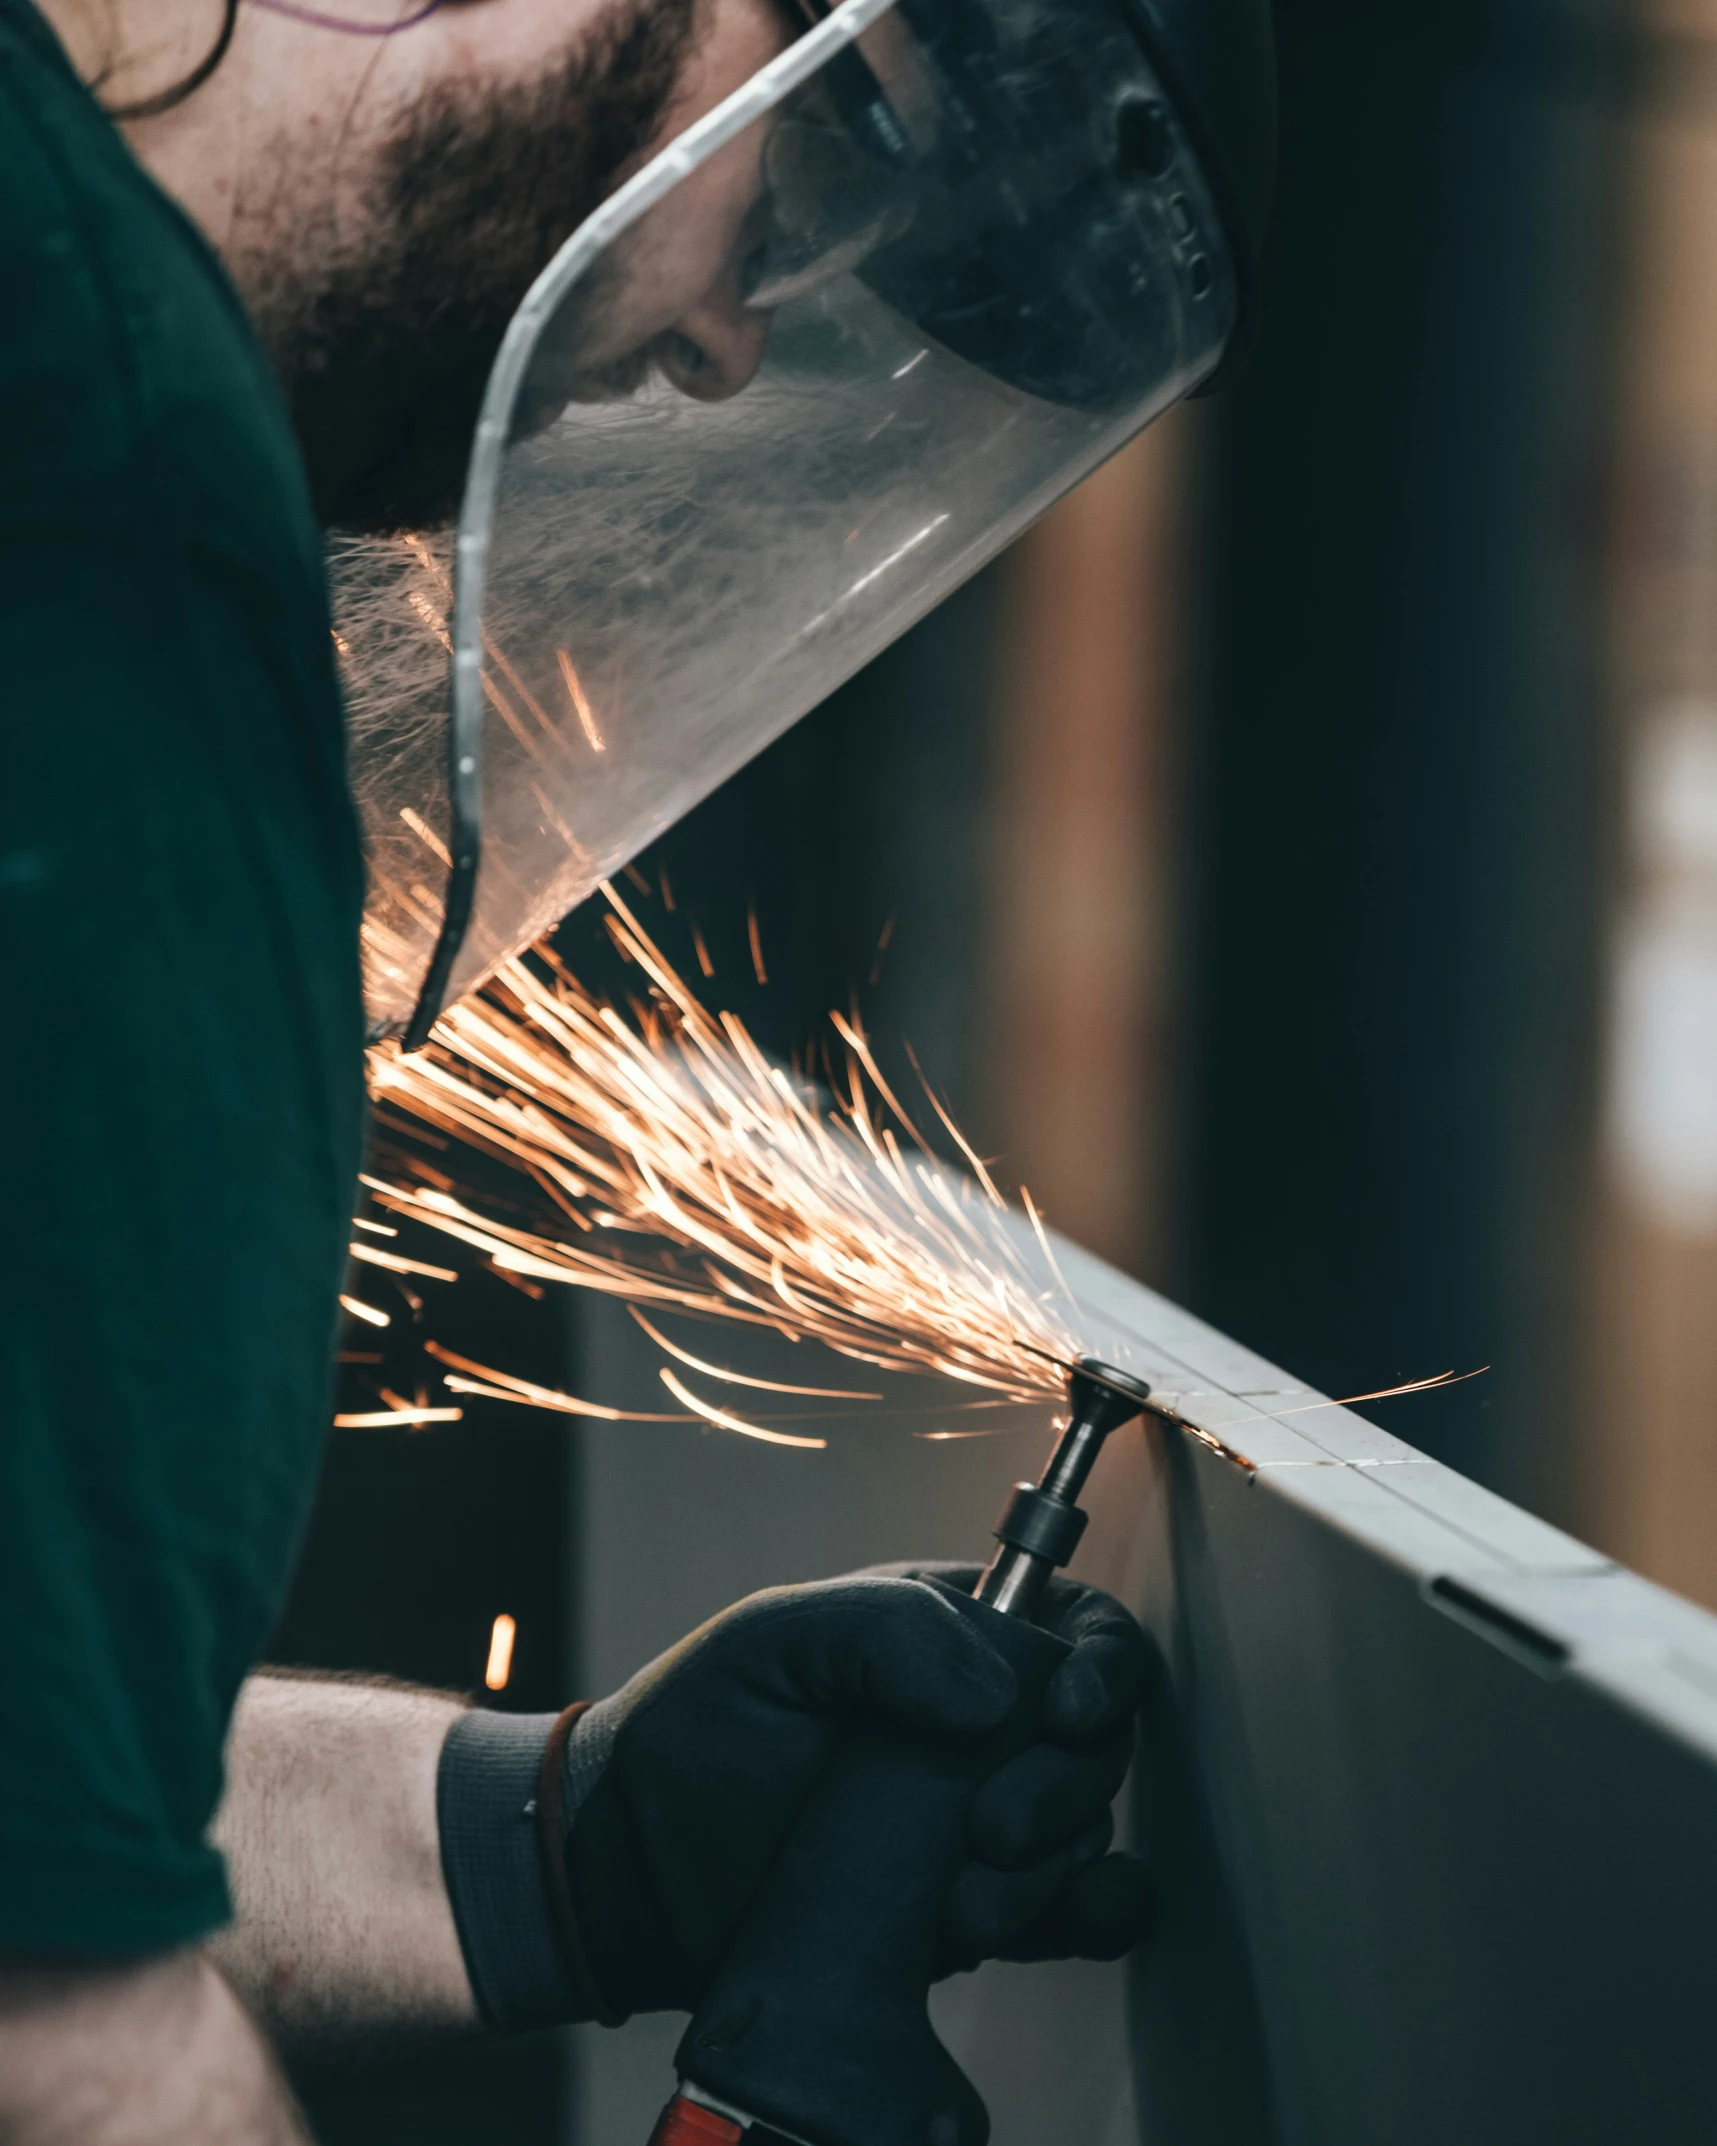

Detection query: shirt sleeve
xmin=0 ymin=529 xmax=366 ymax=1953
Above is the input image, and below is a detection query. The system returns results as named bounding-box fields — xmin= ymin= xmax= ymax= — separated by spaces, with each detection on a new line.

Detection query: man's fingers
xmin=1034 ymin=1581 xmax=1155 ymax=1746
xmin=941 ymin=1813 xmax=1114 ymax=1968
xmin=863 ymin=1566 xmax=1157 ymax=1749
xmin=967 ymin=1734 xmax=1134 ymax=1867
xmin=728 ymin=1577 xmax=1018 ymax=1736
xmin=990 ymin=1853 xmax=1156 ymax=1965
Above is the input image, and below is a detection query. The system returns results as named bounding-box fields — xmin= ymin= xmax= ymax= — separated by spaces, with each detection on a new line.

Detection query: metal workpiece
xmin=975 ymin=1359 xmax=1154 ymax=1619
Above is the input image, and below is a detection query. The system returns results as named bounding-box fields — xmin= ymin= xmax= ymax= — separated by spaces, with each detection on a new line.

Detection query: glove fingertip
xmin=1068 ymin=1855 xmax=1157 ymax=1959
xmin=1042 ymin=1655 xmax=1120 ymax=1742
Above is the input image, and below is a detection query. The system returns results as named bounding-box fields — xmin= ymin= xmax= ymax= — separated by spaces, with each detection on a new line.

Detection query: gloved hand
xmin=869 ymin=1562 xmax=1156 ymax=1973
xmin=565 ymin=1566 xmax=1154 ymax=2017
xmin=436 ymin=1568 xmax=1156 ymax=2032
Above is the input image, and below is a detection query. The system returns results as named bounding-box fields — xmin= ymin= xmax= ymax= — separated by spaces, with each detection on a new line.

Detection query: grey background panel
xmin=563 ymin=1233 xmax=1717 ymax=2143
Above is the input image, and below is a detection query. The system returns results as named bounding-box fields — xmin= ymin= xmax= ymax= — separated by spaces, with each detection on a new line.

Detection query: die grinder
xmin=645 ymin=1356 xmax=1153 ymax=2146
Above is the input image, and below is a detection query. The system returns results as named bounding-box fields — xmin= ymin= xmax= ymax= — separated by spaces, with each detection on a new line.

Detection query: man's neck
xmin=31 ymin=0 xmax=440 ymax=279
xmin=33 ymin=0 xmax=303 ymax=266
xmin=31 ymin=0 xmax=614 ymax=312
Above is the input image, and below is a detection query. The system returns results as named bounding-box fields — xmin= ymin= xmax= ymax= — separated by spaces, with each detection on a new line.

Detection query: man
xmin=0 ymin=0 xmax=1175 ymax=2137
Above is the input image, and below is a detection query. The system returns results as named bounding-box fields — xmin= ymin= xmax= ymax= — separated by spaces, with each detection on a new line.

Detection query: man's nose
xmin=656 ymin=291 xmax=772 ymax=402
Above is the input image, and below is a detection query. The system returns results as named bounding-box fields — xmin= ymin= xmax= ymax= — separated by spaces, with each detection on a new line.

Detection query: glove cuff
xmin=536 ymin=1700 xmax=628 ymax=2027
xmin=437 ymin=1704 xmax=621 ymax=2032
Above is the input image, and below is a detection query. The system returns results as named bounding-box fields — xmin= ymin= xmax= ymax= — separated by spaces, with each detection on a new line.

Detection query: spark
xmin=425 ymin=1339 xmax=686 ymax=1422
xmin=400 ymin=807 xmax=451 ymax=868
xmin=347 ymin=1241 xmax=458 ymax=1282
xmin=869 ymin=913 xmax=896 ymax=986
xmin=1143 ymin=1367 xmax=1492 ymax=1449
xmin=1331 ymin=1367 xmax=1488 ymax=1407
xmin=629 ymin=1308 xmax=881 ymax=1398
xmin=659 ymin=1366 xmax=829 ymax=1449
xmin=1019 ymin=1184 xmax=1077 ymax=1318
xmin=402 ymin=533 xmax=445 ymax=587
xmin=484 ymin=1613 xmax=516 ymax=1691
xmin=407 ymin=587 xmax=449 ymax=648
xmin=902 ymin=1039 xmax=1004 ymax=1208
xmin=353 ymin=1218 xmax=399 ymax=1237
xmin=339 ymin=1293 xmax=390 ymax=1328
xmin=916 ymin=1424 xmax=1036 ymax=1442
xmin=364 ymin=887 xmax=1079 ymax=1415
xmin=333 ymin=1406 xmax=463 ymax=1428
xmin=556 ymin=649 xmax=606 ymax=752
xmin=747 ymin=905 xmax=768 ymax=985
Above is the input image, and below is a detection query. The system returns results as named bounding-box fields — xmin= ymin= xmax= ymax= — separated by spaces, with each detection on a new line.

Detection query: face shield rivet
xmin=1114 ymin=96 xmax=1174 ymax=182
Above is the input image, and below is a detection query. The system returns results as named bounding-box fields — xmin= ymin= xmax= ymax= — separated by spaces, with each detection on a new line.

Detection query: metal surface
xmin=1049 ymin=1231 xmax=1717 ymax=2146
xmin=567 ymin=1231 xmax=1717 ymax=2144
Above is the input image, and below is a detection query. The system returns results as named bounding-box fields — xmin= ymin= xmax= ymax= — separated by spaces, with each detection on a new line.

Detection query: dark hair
xmin=102 ymin=0 xmax=240 ymax=121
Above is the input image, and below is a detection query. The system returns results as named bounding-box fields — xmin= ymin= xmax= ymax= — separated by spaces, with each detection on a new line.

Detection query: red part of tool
xmin=647 ymin=2093 xmax=745 ymax=2146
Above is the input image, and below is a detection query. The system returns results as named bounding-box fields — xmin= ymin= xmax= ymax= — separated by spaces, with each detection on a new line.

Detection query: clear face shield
xmin=333 ymin=0 xmax=1237 ymax=1041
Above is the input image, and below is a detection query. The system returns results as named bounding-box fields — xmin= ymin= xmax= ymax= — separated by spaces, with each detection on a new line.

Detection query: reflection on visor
xmin=742 ymin=118 xmax=917 ymax=311
xmin=337 ymin=0 xmax=1239 ymax=1040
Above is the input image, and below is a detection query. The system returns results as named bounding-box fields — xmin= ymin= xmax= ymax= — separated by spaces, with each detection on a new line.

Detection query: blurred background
xmin=275 ymin=0 xmax=1717 ymax=2133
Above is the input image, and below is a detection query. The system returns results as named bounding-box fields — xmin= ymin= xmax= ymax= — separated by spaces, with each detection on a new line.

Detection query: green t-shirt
xmin=0 ymin=0 xmax=366 ymax=1949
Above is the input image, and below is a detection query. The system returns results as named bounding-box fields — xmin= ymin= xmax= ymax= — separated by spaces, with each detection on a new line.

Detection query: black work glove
xmin=868 ymin=1562 xmax=1156 ymax=1974
xmin=436 ymin=1569 xmax=1155 ymax=2032
xmin=566 ymin=1568 xmax=1154 ymax=2016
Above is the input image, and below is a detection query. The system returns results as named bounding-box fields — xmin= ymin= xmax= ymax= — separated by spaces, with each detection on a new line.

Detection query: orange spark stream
xmin=365 ymin=886 xmax=1078 ymax=1416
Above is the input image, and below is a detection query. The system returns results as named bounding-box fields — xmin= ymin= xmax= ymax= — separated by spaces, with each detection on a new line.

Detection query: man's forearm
xmin=0 ymin=1953 xmax=309 ymax=2146
xmin=0 ymin=1675 xmax=483 ymax=2144
xmin=208 ymin=1672 xmax=481 ymax=2063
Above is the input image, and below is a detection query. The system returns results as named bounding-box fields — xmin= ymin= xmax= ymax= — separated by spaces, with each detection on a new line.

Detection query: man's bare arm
xmin=0 ymin=1952 xmax=309 ymax=2145
xmin=0 ymin=1676 xmax=482 ymax=2144
xmin=207 ymin=1672 xmax=481 ymax=2063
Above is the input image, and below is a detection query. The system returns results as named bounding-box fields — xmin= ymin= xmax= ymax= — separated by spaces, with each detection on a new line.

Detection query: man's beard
xmin=253 ymin=0 xmax=697 ymax=532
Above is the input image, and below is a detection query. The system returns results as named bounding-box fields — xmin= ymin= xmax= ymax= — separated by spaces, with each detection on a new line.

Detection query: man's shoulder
xmin=0 ymin=2 xmax=320 ymax=583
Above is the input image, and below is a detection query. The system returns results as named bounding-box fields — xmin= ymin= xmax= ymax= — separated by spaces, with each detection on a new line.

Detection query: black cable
xmin=103 ymin=0 xmax=241 ymax=122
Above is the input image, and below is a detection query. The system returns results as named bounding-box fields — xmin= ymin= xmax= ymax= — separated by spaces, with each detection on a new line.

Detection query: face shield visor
xmin=334 ymin=0 xmax=1238 ymax=1042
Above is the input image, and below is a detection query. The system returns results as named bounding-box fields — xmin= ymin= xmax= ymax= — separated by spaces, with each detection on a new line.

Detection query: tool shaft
xmin=974 ymin=1360 xmax=1152 ymax=1620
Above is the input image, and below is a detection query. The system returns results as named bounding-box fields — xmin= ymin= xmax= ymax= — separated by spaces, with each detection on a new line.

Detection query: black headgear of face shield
xmin=774 ymin=0 xmax=1275 ymax=407
xmin=334 ymin=0 xmax=1276 ymax=1042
